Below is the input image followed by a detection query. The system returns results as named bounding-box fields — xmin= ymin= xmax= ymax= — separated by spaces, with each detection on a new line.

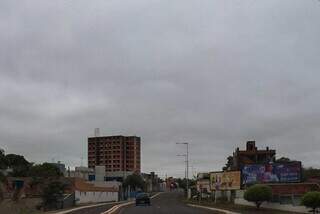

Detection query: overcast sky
xmin=1 ymin=0 xmax=320 ymax=178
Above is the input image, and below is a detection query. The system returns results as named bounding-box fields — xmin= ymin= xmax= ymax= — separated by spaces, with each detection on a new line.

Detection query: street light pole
xmin=185 ymin=143 xmax=189 ymax=193
xmin=177 ymin=154 xmax=187 ymax=180
xmin=176 ymin=142 xmax=189 ymax=198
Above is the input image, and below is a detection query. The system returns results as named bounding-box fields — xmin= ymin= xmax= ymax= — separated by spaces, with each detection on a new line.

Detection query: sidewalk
xmin=187 ymin=200 xmax=299 ymax=214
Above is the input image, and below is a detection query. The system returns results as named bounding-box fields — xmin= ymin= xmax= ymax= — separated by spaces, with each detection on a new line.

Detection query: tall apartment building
xmin=88 ymin=135 xmax=141 ymax=178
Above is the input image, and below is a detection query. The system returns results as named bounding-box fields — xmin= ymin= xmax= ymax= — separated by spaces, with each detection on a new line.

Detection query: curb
xmin=102 ymin=192 xmax=163 ymax=214
xmin=187 ymin=204 xmax=240 ymax=214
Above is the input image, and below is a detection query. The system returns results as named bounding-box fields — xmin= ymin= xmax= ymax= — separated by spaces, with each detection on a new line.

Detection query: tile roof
xmin=73 ymin=178 xmax=118 ymax=192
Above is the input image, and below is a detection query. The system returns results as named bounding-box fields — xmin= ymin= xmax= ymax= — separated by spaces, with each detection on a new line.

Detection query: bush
xmin=301 ymin=191 xmax=320 ymax=214
xmin=42 ymin=181 xmax=66 ymax=210
xmin=216 ymin=195 xmax=229 ymax=203
xmin=244 ymin=184 xmax=272 ymax=209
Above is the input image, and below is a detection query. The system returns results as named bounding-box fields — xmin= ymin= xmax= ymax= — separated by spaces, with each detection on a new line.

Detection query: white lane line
xmin=52 ymin=201 xmax=119 ymax=214
xmin=187 ymin=204 xmax=240 ymax=214
xmin=101 ymin=192 xmax=163 ymax=214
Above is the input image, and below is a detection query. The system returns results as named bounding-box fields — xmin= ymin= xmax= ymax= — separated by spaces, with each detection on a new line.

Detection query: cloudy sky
xmin=1 ymin=0 xmax=320 ymax=178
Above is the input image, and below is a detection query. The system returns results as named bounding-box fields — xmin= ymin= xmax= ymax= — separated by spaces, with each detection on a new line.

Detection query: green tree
xmin=0 ymin=171 xmax=5 ymax=183
xmin=302 ymin=167 xmax=320 ymax=182
xmin=222 ymin=156 xmax=234 ymax=171
xmin=0 ymin=149 xmax=6 ymax=169
xmin=123 ymin=173 xmax=145 ymax=191
xmin=275 ymin=157 xmax=292 ymax=163
xmin=301 ymin=191 xmax=320 ymax=214
xmin=29 ymin=163 xmax=62 ymax=178
xmin=244 ymin=184 xmax=272 ymax=209
xmin=0 ymin=172 xmax=4 ymax=202
xmin=5 ymin=154 xmax=31 ymax=177
xmin=42 ymin=181 xmax=66 ymax=210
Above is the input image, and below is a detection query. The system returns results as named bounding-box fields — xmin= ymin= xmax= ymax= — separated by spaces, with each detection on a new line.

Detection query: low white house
xmin=73 ymin=178 xmax=118 ymax=204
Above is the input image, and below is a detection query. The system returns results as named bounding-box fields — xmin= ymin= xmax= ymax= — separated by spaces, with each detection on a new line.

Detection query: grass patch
xmin=185 ymin=199 xmax=300 ymax=214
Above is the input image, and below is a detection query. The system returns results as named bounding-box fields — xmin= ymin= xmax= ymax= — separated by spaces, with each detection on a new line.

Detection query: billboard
xmin=197 ymin=173 xmax=210 ymax=180
xmin=197 ymin=179 xmax=211 ymax=193
xmin=242 ymin=162 xmax=301 ymax=185
xmin=210 ymin=171 xmax=241 ymax=191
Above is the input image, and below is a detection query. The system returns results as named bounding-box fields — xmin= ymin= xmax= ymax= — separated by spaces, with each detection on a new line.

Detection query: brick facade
xmin=88 ymin=135 xmax=141 ymax=173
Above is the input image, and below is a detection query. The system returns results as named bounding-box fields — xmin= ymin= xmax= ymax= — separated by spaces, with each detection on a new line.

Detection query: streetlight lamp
xmin=176 ymin=142 xmax=189 ymax=198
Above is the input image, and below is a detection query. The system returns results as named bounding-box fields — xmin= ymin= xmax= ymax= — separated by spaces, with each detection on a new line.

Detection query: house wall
xmin=75 ymin=191 xmax=118 ymax=204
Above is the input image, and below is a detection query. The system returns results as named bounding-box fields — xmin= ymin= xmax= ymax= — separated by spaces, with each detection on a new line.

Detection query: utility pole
xmin=176 ymin=142 xmax=189 ymax=198
xmin=177 ymin=154 xmax=187 ymax=179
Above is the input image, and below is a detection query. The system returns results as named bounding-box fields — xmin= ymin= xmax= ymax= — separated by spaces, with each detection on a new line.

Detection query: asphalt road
xmin=117 ymin=191 xmax=219 ymax=214
xmin=67 ymin=203 xmax=120 ymax=214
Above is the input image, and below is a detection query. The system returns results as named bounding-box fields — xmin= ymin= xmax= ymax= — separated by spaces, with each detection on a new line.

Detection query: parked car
xmin=135 ymin=193 xmax=151 ymax=206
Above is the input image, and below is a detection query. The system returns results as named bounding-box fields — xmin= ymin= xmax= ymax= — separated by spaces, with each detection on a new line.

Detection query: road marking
xmin=52 ymin=201 xmax=119 ymax=214
xmin=101 ymin=192 xmax=163 ymax=214
xmin=187 ymin=204 xmax=240 ymax=214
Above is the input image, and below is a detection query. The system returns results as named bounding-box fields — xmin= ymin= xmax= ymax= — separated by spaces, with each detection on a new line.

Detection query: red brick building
xmin=232 ymin=141 xmax=276 ymax=170
xmin=88 ymin=135 xmax=141 ymax=174
xmin=268 ymin=183 xmax=320 ymax=196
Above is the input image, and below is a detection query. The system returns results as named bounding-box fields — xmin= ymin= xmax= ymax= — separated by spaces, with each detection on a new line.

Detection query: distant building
xmin=68 ymin=166 xmax=94 ymax=180
xmin=166 ymin=177 xmax=177 ymax=190
xmin=71 ymin=178 xmax=118 ymax=204
xmin=50 ymin=161 xmax=66 ymax=175
xmin=231 ymin=141 xmax=276 ymax=170
xmin=142 ymin=172 xmax=161 ymax=192
xmin=88 ymin=135 xmax=141 ymax=181
xmin=196 ymin=173 xmax=211 ymax=194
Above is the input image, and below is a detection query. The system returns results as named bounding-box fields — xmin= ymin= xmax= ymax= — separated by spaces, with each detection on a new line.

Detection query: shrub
xmin=244 ymin=184 xmax=272 ymax=209
xmin=301 ymin=191 xmax=320 ymax=214
xmin=216 ymin=195 xmax=229 ymax=203
xmin=42 ymin=181 xmax=66 ymax=210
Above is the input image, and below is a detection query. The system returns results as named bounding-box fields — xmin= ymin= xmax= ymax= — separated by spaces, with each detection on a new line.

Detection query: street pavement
xmin=67 ymin=203 xmax=120 ymax=214
xmin=117 ymin=191 xmax=219 ymax=214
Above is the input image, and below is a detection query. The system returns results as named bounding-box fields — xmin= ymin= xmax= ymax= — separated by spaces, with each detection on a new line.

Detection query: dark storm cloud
xmin=1 ymin=0 xmax=320 ymax=177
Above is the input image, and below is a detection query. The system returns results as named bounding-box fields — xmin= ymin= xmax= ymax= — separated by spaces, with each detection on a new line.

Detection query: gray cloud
xmin=1 ymin=0 xmax=320 ymax=178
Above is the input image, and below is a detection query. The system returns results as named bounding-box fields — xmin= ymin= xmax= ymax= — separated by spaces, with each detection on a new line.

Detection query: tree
xmin=275 ymin=157 xmax=292 ymax=163
xmin=244 ymin=184 xmax=272 ymax=209
xmin=0 ymin=149 xmax=6 ymax=169
xmin=123 ymin=174 xmax=145 ymax=191
xmin=0 ymin=172 xmax=4 ymax=202
xmin=222 ymin=156 xmax=234 ymax=171
xmin=301 ymin=191 xmax=320 ymax=214
xmin=29 ymin=163 xmax=62 ymax=178
xmin=42 ymin=181 xmax=66 ymax=210
xmin=5 ymin=154 xmax=31 ymax=177
xmin=302 ymin=167 xmax=320 ymax=182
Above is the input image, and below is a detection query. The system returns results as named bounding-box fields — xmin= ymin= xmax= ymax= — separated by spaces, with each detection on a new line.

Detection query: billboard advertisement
xmin=197 ymin=173 xmax=210 ymax=180
xmin=242 ymin=162 xmax=301 ymax=185
xmin=197 ymin=179 xmax=211 ymax=193
xmin=210 ymin=171 xmax=241 ymax=191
